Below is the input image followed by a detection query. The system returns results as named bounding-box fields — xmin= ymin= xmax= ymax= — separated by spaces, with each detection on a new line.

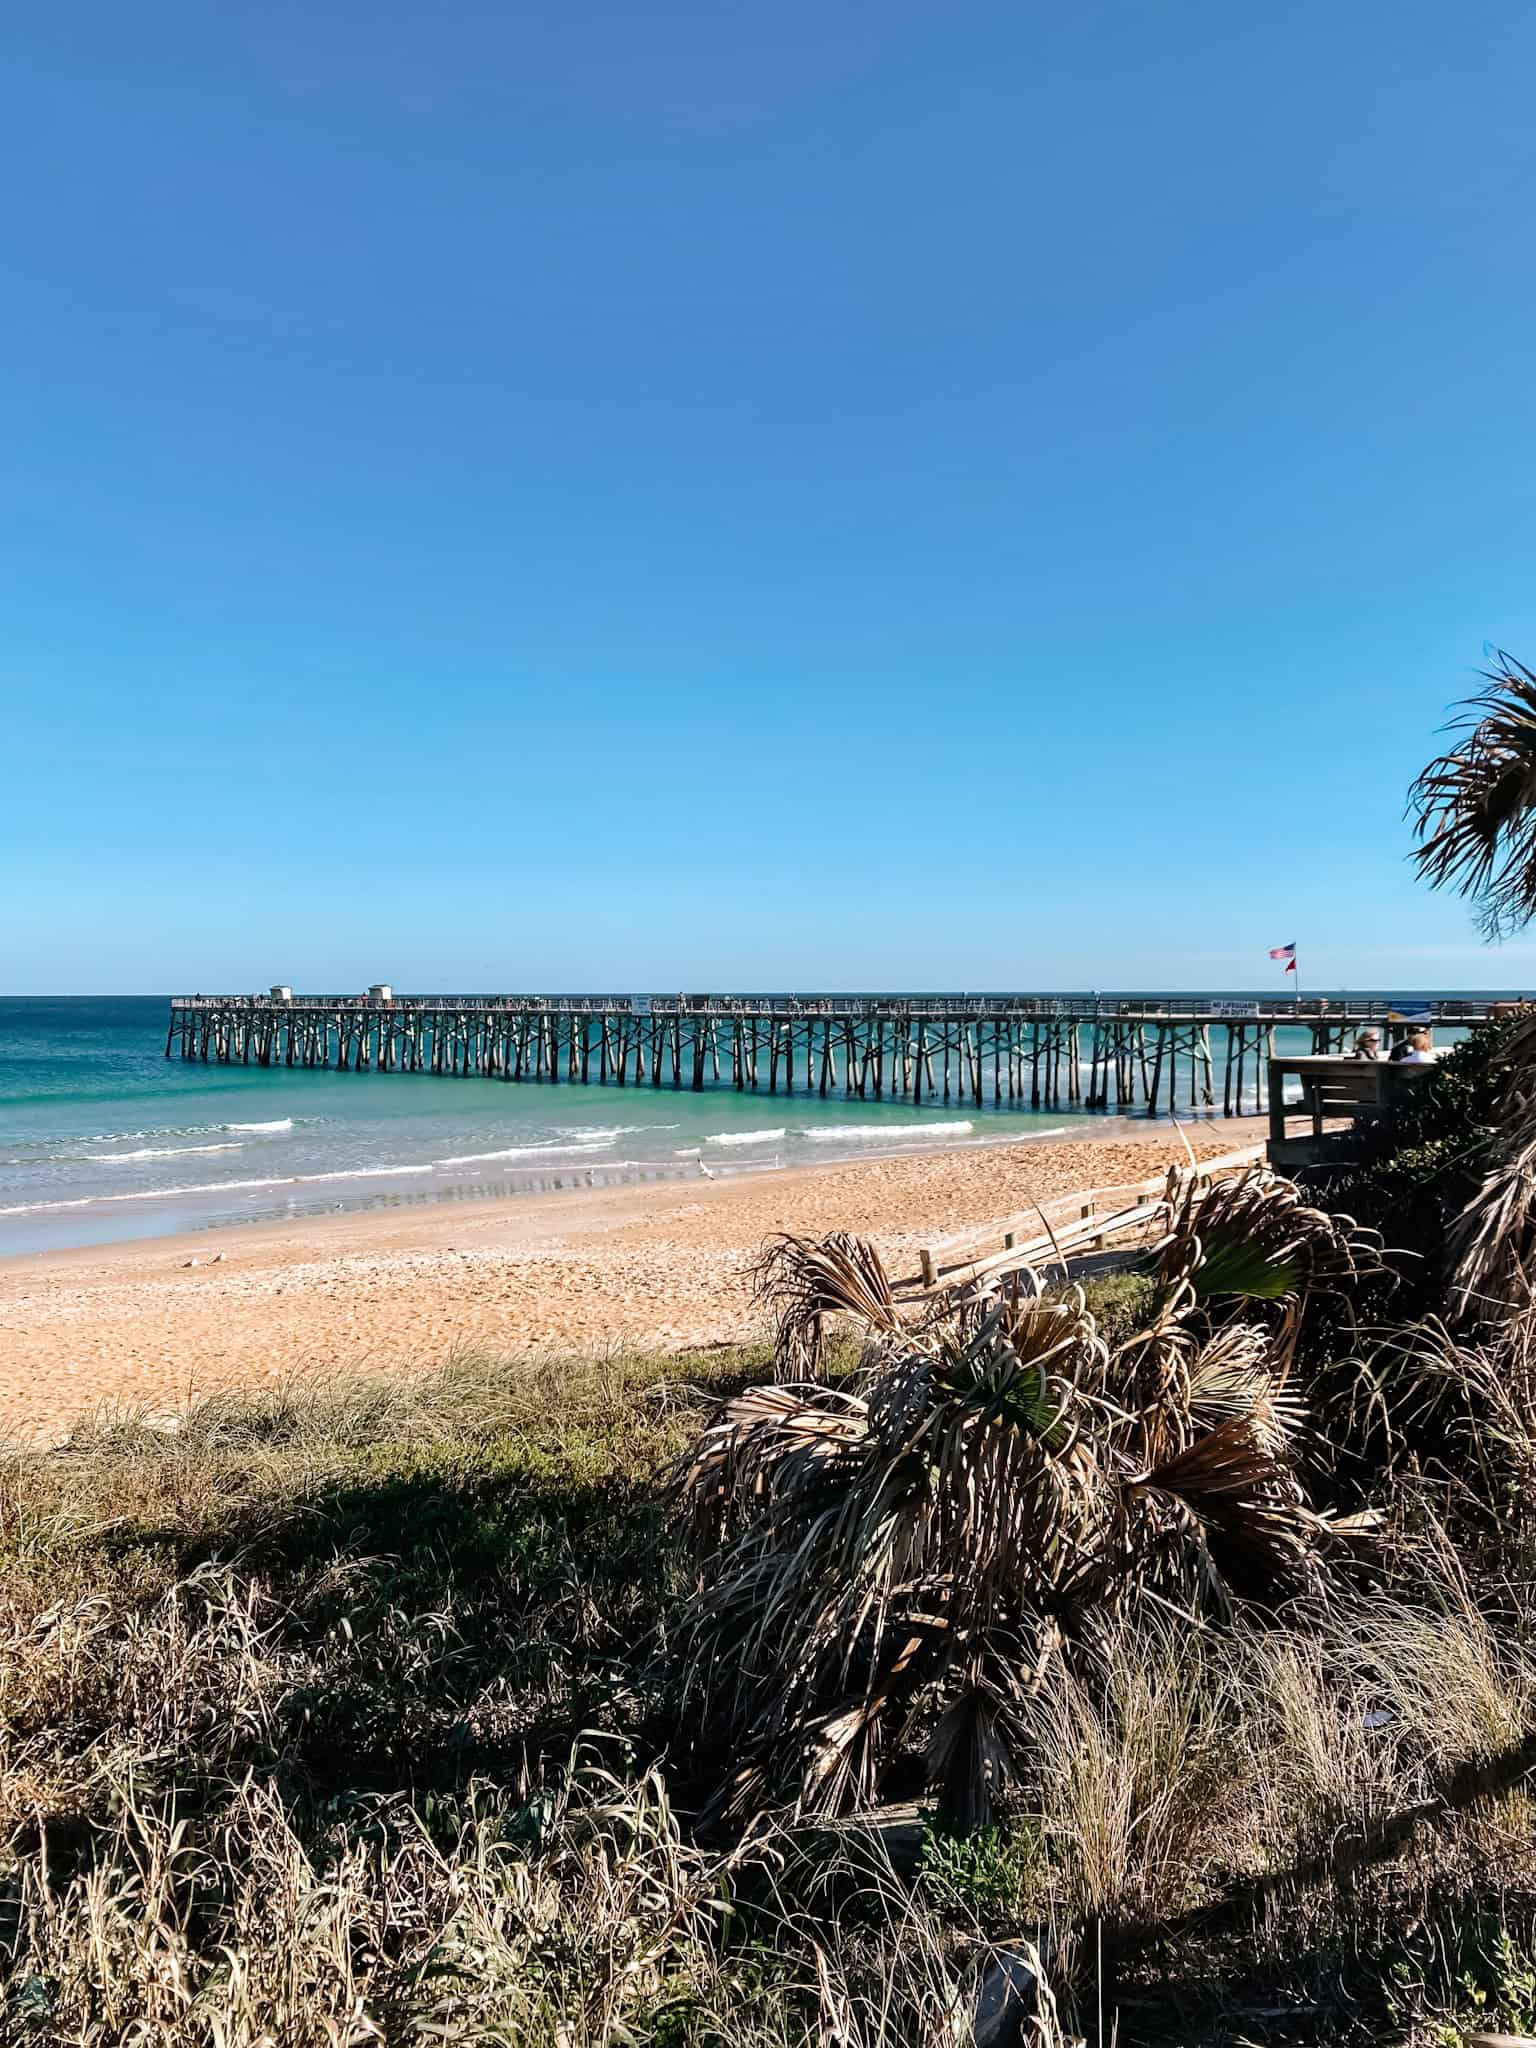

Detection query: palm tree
xmin=1406 ymin=654 xmax=1536 ymax=1308
xmin=1409 ymin=651 xmax=1536 ymax=938
xmin=676 ymin=1170 xmax=1379 ymax=1826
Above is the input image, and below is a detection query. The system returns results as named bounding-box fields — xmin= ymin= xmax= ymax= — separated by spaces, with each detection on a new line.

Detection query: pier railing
xmin=168 ymin=993 xmax=1497 ymax=1023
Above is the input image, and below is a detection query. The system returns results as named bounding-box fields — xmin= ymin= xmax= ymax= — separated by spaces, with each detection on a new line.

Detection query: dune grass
xmin=4 ymin=1330 xmax=1536 ymax=2043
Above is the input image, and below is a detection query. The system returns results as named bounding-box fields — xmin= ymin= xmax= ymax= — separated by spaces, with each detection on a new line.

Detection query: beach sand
xmin=0 ymin=1120 xmax=1267 ymax=1443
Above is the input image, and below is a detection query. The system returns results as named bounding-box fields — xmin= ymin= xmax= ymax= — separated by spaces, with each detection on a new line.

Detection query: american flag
xmin=1269 ymin=942 xmax=1297 ymax=973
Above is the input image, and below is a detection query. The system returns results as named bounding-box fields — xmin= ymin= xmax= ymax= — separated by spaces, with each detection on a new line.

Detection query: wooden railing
xmin=168 ymin=992 xmax=1500 ymax=1023
xmin=897 ymin=1142 xmax=1266 ymax=1299
xmin=1266 ymin=1056 xmax=1431 ymax=1168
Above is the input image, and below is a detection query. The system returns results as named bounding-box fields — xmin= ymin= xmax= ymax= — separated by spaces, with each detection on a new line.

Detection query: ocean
xmin=0 ymin=994 xmax=1500 ymax=1256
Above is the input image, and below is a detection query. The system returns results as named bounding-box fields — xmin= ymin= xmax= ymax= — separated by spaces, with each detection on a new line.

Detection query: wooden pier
xmin=165 ymin=994 xmax=1494 ymax=1119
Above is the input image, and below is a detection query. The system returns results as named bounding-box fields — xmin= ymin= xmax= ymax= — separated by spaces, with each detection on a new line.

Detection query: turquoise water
xmin=0 ymin=994 xmax=1496 ymax=1256
xmin=0 ymin=996 xmax=1070 ymax=1254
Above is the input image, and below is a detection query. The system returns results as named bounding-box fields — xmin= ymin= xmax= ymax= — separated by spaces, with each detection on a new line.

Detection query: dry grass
xmin=0 ymin=1346 xmax=1077 ymax=2047
xmin=5 ymin=1318 xmax=1536 ymax=2043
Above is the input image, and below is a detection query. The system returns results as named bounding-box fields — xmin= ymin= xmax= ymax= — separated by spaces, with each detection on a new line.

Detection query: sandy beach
xmin=0 ymin=1120 xmax=1266 ymax=1443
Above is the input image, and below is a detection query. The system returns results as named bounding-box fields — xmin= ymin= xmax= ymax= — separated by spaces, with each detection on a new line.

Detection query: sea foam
xmin=433 ymin=1140 xmax=617 ymax=1167
xmin=554 ymin=1124 xmax=679 ymax=1140
xmin=0 ymin=1163 xmax=438 ymax=1216
xmin=704 ymin=1128 xmax=787 ymax=1146
xmin=88 ymin=1143 xmax=245 ymax=1162
xmin=798 ymin=1120 xmax=974 ymax=1143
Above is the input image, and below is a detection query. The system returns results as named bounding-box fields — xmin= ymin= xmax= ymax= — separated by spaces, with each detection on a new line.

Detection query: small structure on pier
xmin=165 ymin=992 xmax=1491 ymax=1122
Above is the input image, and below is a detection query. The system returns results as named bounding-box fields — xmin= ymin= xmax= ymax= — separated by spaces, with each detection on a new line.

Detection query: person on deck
xmin=1399 ymin=1028 xmax=1438 ymax=1064
xmin=1350 ymin=1029 xmax=1382 ymax=1059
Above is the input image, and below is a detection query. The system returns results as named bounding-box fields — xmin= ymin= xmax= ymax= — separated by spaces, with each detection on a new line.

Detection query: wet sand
xmin=0 ymin=1121 xmax=1266 ymax=1443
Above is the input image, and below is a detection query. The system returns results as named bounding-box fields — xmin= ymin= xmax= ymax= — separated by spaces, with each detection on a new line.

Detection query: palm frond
xmin=1334 ymin=1315 xmax=1536 ymax=1491
xmin=753 ymin=1232 xmax=903 ymax=1374
xmin=677 ymin=1381 xmax=869 ymax=1546
xmin=924 ymin=1649 xmax=1046 ymax=1830
xmin=1187 ymin=1322 xmax=1305 ymax=1453
xmin=1126 ymin=1417 xmax=1325 ymax=1609
xmin=1409 ymin=652 xmax=1536 ymax=938
xmin=1153 ymin=1168 xmax=1378 ymax=1307
xmin=1448 ymin=1100 xmax=1536 ymax=1313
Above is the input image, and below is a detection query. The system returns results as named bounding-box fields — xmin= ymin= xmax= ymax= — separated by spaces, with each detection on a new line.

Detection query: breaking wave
xmin=433 ymin=1140 xmax=617 ymax=1167
xmin=87 ymin=1143 xmax=245 ymax=1162
xmin=797 ymin=1120 xmax=975 ymax=1143
xmin=0 ymin=1162 xmax=438 ymax=1217
xmin=553 ymin=1124 xmax=680 ymax=1139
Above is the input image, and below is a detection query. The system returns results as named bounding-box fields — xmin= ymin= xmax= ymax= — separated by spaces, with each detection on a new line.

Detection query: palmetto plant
xmin=1409 ymin=651 xmax=1536 ymax=941
xmin=677 ymin=1171 xmax=1378 ymax=1827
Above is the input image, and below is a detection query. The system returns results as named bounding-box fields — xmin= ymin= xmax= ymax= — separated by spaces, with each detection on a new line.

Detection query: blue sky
xmin=6 ymin=0 xmax=1536 ymax=993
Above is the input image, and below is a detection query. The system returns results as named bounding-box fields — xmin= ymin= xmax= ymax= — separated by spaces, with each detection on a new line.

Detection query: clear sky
xmin=7 ymin=1 xmax=1536 ymax=994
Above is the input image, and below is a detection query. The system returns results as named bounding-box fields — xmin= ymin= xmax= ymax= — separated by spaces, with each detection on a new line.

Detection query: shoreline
xmin=1 ymin=1119 xmax=1266 ymax=1444
xmin=0 ymin=1110 xmax=1148 ymax=1259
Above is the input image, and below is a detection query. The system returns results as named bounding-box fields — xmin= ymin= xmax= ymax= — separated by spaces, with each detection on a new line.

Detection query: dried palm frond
xmin=1409 ymin=652 xmax=1536 ymax=939
xmin=678 ymin=1381 xmax=869 ymax=1545
xmin=915 ymin=1292 xmax=1105 ymax=1454
xmin=923 ymin=1643 xmax=1051 ymax=1830
xmin=1106 ymin=1279 xmax=1199 ymax=1420
xmin=1187 ymin=1323 xmax=1305 ymax=1453
xmin=1412 ymin=1003 xmax=1536 ymax=1318
xmin=1448 ymin=1101 xmax=1536 ymax=1314
xmin=753 ymin=1231 xmax=903 ymax=1374
xmin=1137 ymin=1417 xmax=1323 ymax=1595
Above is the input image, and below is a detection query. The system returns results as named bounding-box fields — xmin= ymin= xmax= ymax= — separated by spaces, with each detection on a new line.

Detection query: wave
xmin=798 ymin=1120 xmax=975 ymax=1143
xmin=554 ymin=1124 xmax=680 ymax=1139
xmin=0 ymin=1177 xmax=293 ymax=1215
xmin=704 ymin=1128 xmax=787 ymax=1146
xmin=288 ymin=1164 xmax=438 ymax=1184
xmin=87 ymin=1142 xmax=245 ymax=1162
xmin=13 ymin=1116 xmax=308 ymax=1149
xmin=433 ymin=1140 xmax=617 ymax=1167
xmin=0 ymin=1162 xmax=438 ymax=1217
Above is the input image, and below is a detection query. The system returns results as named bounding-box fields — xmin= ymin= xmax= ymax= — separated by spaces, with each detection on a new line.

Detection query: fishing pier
xmin=165 ymin=994 xmax=1493 ymax=1119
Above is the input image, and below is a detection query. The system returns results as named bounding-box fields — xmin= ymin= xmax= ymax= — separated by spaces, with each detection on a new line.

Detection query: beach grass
xmin=5 ymin=1309 xmax=1536 ymax=2044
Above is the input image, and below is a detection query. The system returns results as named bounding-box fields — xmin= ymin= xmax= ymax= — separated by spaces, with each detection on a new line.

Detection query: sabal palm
xmin=1410 ymin=651 xmax=1536 ymax=938
xmin=677 ymin=1170 xmax=1376 ymax=1826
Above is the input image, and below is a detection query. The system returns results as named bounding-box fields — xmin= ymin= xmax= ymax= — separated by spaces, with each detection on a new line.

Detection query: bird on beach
xmin=698 ymin=1157 xmax=715 ymax=1179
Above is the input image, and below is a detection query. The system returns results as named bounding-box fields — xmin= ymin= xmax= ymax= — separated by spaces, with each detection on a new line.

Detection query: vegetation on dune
xmin=678 ymin=1173 xmax=1379 ymax=1829
xmin=2 ymin=1180 xmax=1535 ymax=2041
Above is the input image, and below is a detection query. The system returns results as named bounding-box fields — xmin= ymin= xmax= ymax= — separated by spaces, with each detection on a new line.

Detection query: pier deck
xmin=165 ymin=994 xmax=1494 ymax=1119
